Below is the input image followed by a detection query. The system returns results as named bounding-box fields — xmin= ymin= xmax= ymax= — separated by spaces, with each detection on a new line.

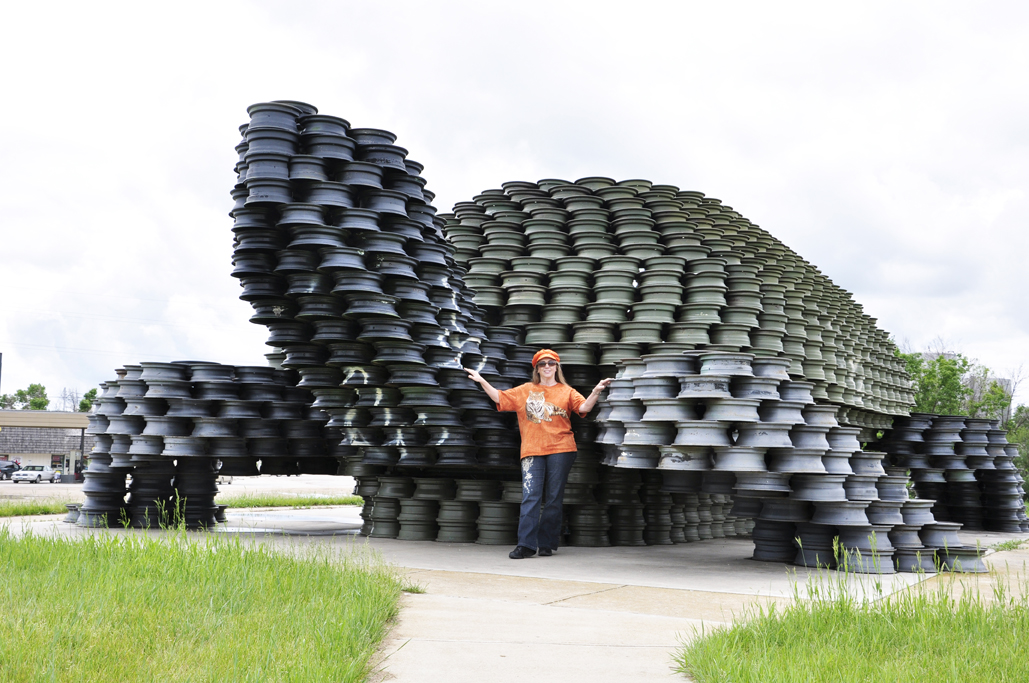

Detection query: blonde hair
xmin=532 ymin=362 xmax=567 ymax=385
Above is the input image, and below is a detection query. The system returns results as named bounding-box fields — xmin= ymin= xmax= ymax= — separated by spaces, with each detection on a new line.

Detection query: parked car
xmin=11 ymin=465 xmax=57 ymax=484
xmin=0 ymin=460 xmax=22 ymax=480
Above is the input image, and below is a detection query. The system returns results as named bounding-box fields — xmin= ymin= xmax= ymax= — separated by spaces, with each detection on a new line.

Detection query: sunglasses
xmin=537 ymin=360 xmax=559 ymax=368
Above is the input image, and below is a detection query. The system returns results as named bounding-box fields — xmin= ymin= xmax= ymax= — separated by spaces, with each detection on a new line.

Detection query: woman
xmin=466 ymin=349 xmax=611 ymax=559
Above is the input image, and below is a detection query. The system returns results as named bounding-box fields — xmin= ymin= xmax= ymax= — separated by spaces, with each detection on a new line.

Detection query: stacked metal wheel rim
xmin=83 ymin=101 xmax=1019 ymax=577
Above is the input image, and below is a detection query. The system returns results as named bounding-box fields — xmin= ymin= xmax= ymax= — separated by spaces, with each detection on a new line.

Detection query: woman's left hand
xmin=578 ymin=378 xmax=613 ymax=415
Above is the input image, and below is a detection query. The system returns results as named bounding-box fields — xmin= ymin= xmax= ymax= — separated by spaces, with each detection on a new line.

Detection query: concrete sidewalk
xmin=370 ymin=567 xmax=793 ymax=683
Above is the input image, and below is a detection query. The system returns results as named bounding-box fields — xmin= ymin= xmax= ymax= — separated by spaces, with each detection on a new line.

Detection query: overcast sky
xmin=1 ymin=1 xmax=1026 ymax=409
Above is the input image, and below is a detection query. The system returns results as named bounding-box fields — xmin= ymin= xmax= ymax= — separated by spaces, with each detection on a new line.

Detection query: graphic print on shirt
xmin=525 ymin=391 xmax=568 ymax=424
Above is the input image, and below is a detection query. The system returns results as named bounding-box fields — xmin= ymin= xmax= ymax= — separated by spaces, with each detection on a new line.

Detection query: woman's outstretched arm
xmin=466 ymin=368 xmax=501 ymax=404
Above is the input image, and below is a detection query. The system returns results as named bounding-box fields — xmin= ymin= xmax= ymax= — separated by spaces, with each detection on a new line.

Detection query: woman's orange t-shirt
xmin=496 ymin=382 xmax=587 ymax=458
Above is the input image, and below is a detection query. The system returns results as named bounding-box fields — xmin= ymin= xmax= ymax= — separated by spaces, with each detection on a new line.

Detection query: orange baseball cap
xmin=532 ymin=349 xmax=561 ymax=366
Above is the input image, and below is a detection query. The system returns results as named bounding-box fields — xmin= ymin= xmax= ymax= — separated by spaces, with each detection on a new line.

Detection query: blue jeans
xmin=517 ymin=451 xmax=576 ymax=550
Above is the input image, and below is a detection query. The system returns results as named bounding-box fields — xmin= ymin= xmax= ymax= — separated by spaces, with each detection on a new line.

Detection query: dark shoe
xmin=508 ymin=546 xmax=537 ymax=559
xmin=538 ymin=547 xmax=553 ymax=557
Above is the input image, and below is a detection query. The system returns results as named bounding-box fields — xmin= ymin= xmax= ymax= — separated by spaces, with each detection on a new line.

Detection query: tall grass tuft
xmin=0 ymin=527 xmax=401 ymax=682
xmin=675 ymin=557 xmax=1029 ymax=682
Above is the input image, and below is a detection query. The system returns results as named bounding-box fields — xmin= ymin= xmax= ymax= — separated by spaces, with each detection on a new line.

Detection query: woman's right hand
xmin=467 ymin=367 xmax=501 ymax=403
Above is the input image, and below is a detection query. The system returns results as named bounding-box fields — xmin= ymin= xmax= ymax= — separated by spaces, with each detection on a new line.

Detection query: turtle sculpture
xmin=78 ymin=100 xmax=1023 ymax=574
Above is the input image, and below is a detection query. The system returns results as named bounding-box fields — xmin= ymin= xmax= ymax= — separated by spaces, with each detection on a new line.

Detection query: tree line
xmin=896 ymin=344 xmax=1026 ymax=476
xmin=0 ymin=385 xmax=96 ymax=412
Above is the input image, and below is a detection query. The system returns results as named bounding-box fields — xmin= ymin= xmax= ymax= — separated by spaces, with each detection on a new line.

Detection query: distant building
xmin=992 ymin=378 xmax=1015 ymax=423
xmin=0 ymin=410 xmax=93 ymax=474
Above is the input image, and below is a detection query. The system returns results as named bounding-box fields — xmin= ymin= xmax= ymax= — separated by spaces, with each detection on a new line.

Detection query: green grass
xmin=675 ymin=565 xmax=1029 ymax=682
xmin=221 ymin=493 xmax=363 ymax=509
xmin=992 ymin=538 xmax=1028 ymax=552
xmin=0 ymin=494 xmax=364 ymax=519
xmin=0 ymin=500 xmax=71 ymax=517
xmin=0 ymin=527 xmax=401 ymax=682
